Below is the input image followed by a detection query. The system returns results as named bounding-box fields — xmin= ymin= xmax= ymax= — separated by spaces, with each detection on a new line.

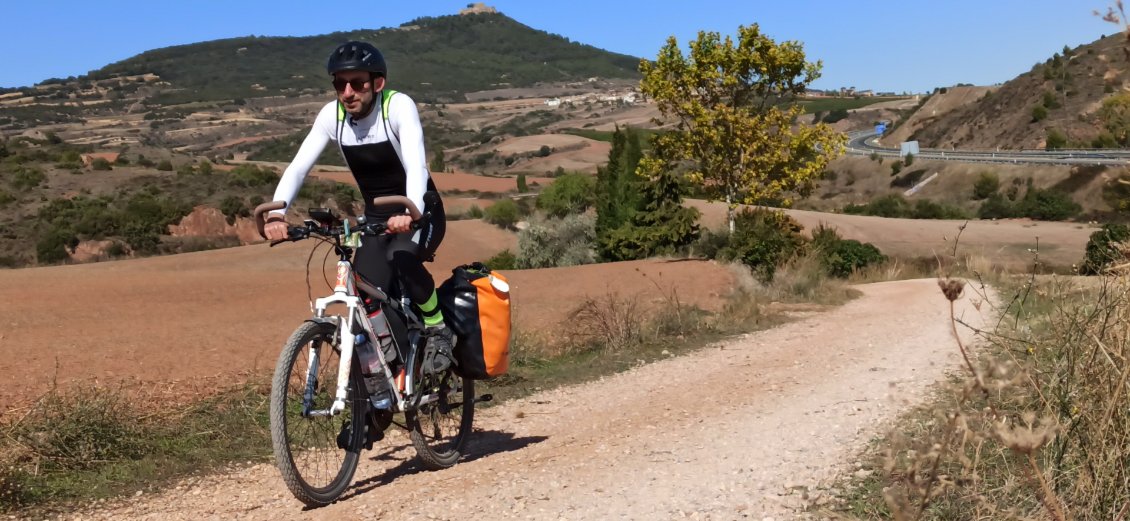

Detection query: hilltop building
xmin=460 ymin=3 xmax=498 ymax=15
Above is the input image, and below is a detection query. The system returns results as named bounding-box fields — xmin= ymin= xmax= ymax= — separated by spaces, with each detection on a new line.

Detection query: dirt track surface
xmin=62 ymin=278 xmax=986 ymax=520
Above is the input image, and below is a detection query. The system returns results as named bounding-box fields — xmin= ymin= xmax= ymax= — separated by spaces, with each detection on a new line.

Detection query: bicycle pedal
xmin=364 ymin=426 xmax=384 ymax=450
xmin=337 ymin=422 xmax=354 ymax=450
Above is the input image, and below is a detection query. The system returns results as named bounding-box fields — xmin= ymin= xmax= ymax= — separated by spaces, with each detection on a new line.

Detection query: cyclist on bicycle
xmin=263 ymin=40 xmax=453 ymax=375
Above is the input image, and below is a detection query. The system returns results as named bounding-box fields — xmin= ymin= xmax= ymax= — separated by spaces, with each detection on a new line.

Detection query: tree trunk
xmin=726 ymin=192 xmax=735 ymax=233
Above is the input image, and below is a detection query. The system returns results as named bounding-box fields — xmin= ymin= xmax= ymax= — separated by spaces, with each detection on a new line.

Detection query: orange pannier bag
xmin=437 ymin=263 xmax=511 ymax=379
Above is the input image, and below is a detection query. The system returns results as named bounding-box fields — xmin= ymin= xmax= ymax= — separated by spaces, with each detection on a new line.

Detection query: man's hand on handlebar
xmin=264 ymin=214 xmax=290 ymax=241
xmin=386 ymin=214 xmax=413 ymax=234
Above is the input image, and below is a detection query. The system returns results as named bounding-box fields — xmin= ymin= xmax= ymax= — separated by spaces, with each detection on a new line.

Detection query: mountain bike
xmin=253 ymin=196 xmax=482 ymax=507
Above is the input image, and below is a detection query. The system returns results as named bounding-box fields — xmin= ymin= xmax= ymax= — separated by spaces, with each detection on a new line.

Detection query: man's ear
xmin=372 ymin=76 xmax=386 ymax=92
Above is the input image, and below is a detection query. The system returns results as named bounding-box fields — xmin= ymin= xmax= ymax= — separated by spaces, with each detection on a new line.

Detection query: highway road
xmin=846 ymin=129 xmax=1130 ymax=166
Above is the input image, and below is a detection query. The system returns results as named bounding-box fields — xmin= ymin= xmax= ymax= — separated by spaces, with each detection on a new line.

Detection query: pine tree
xmin=600 ymin=155 xmax=700 ymax=261
xmin=430 ymin=148 xmax=446 ymax=173
xmin=595 ymin=125 xmax=626 ymax=236
xmin=595 ymin=126 xmax=645 ymax=259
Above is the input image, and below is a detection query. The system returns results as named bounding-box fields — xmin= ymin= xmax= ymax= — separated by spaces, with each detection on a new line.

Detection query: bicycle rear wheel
xmin=407 ymin=366 xmax=475 ymax=470
xmin=269 ymin=320 xmax=366 ymax=506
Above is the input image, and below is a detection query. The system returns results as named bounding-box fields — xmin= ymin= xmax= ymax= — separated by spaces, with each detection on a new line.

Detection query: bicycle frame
xmin=306 ymin=254 xmax=440 ymax=417
xmin=303 ymin=258 xmax=404 ymax=416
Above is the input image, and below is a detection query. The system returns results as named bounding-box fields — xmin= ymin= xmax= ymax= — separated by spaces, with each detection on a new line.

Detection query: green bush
xmin=36 ymin=227 xmax=78 ymax=264
xmin=156 ymin=160 xmax=173 ymax=171
xmin=844 ymin=194 xmax=911 ymax=218
xmin=219 ymin=196 xmax=249 ymax=225
xmin=1015 ymin=188 xmax=1080 ymax=220
xmin=484 ymin=199 xmax=520 ymax=229
xmin=972 ymin=171 xmax=1000 ymax=199
xmin=517 ymin=213 xmax=596 ymax=268
xmin=1080 ymin=223 xmax=1130 ymax=274
xmin=977 ymin=193 xmax=1016 ymax=219
xmin=535 ymin=173 xmax=595 ymax=217
xmin=889 ymin=168 xmax=928 ymax=189
xmin=484 ymin=249 xmax=518 ymax=270
xmin=911 ymin=199 xmax=969 ymax=220
xmin=822 ymin=239 xmax=885 ymax=277
xmin=716 ymin=209 xmax=806 ymax=282
xmin=810 ymin=225 xmax=886 ymax=278
xmin=227 ymin=164 xmax=278 ymax=188
xmin=821 ymin=108 xmax=849 ymax=123
xmin=91 ymin=158 xmax=112 ymax=171
xmin=1046 ymin=128 xmax=1068 ymax=150
xmin=1032 ymin=105 xmax=1048 ymax=122
xmin=516 ymin=173 xmax=528 ymax=192
xmin=1101 ymin=174 xmax=1130 ymax=214
xmin=58 ymin=150 xmax=82 ymax=164
xmin=1042 ymin=90 xmax=1061 ymax=109
xmin=693 ymin=227 xmax=731 ymax=260
xmin=10 ymin=166 xmax=45 ymax=190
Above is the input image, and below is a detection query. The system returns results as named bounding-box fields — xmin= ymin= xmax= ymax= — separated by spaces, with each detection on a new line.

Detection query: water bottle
xmin=354 ymin=332 xmax=381 ymax=375
xmin=369 ymin=309 xmax=397 ymax=364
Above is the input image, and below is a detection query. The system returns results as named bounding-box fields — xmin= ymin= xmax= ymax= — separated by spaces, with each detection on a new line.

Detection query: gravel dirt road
xmin=60 ymin=278 xmax=987 ymax=520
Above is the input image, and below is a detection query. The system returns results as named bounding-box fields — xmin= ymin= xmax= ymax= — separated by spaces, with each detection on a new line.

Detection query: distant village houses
xmin=546 ymin=89 xmax=640 ymax=108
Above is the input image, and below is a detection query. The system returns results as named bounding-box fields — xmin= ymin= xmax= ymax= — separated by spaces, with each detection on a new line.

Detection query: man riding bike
xmin=263 ymin=40 xmax=454 ymax=380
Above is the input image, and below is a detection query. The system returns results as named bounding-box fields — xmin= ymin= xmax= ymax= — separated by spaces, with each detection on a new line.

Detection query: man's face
xmin=333 ymin=71 xmax=383 ymax=115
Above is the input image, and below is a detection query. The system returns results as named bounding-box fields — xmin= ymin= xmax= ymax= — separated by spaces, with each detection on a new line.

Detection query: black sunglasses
xmin=332 ymin=77 xmax=371 ymax=92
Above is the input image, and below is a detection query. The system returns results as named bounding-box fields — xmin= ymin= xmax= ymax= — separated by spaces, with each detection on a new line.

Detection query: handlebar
xmin=252 ymin=196 xmax=427 ymax=243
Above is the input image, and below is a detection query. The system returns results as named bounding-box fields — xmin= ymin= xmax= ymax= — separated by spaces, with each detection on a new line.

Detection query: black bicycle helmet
xmin=326 ymin=41 xmax=387 ymax=77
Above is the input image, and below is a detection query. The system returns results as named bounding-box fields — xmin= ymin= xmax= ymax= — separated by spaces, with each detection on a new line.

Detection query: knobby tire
xmin=407 ymin=366 xmax=475 ymax=470
xmin=269 ymin=320 xmax=366 ymax=506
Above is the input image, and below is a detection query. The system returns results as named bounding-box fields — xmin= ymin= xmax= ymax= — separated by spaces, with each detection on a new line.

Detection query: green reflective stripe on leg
xmin=419 ymin=289 xmax=439 ymax=312
xmin=419 ymin=289 xmax=445 ymax=326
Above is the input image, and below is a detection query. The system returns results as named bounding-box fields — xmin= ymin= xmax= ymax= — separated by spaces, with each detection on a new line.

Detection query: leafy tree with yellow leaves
xmin=640 ymin=24 xmax=846 ymax=231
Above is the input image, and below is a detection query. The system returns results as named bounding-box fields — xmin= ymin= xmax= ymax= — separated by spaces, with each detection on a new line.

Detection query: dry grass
xmin=830 ymin=252 xmax=1130 ymax=519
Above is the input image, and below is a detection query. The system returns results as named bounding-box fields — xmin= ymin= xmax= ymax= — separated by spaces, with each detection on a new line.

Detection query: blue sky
xmin=0 ymin=1 xmax=1117 ymax=93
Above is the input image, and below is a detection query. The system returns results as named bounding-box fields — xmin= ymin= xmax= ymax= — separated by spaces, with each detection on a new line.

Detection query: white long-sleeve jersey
xmin=270 ymin=89 xmax=432 ymax=218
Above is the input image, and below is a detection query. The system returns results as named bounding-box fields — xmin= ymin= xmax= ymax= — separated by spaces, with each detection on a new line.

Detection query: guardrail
xmin=844 ymin=130 xmax=1130 ymax=166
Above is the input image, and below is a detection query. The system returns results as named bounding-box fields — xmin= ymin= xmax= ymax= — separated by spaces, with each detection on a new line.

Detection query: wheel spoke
xmin=408 ymin=367 xmax=474 ymax=470
xmin=270 ymin=321 xmax=364 ymax=506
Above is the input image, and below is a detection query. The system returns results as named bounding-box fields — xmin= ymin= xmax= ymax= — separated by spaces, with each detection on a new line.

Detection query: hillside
xmin=889 ymin=33 xmax=1130 ymax=150
xmin=3 ymin=11 xmax=640 ymax=108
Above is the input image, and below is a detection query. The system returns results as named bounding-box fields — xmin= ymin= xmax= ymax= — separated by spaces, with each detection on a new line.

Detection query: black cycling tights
xmin=353 ymin=215 xmax=445 ymax=307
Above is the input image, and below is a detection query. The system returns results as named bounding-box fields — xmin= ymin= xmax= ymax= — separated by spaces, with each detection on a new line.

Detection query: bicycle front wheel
xmin=269 ymin=320 xmax=366 ymax=506
xmin=407 ymin=367 xmax=475 ymax=470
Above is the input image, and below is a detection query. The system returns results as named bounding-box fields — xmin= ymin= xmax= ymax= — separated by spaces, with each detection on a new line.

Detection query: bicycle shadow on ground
xmin=335 ymin=440 xmax=418 ymax=502
xmin=462 ymin=429 xmax=548 ymax=463
xmin=334 ymin=430 xmax=547 ymax=504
